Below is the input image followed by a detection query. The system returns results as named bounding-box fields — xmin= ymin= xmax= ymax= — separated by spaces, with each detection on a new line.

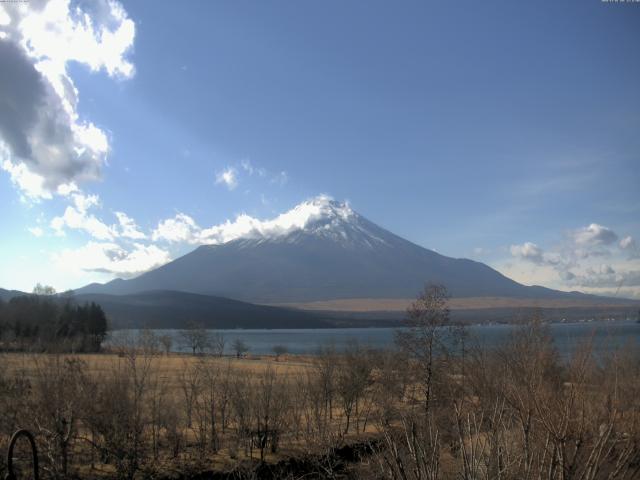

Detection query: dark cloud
xmin=0 ymin=40 xmax=46 ymax=159
xmin=0 ymin=39 xmax=107 ymax=194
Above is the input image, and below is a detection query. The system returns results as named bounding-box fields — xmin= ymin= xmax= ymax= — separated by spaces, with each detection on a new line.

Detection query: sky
xmin=0 ymin=0 xmax=639 ymax=298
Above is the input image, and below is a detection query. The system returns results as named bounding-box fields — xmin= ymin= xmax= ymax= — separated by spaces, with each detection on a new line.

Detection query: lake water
xmin=112 ymin=320 xmax=640 ymax=356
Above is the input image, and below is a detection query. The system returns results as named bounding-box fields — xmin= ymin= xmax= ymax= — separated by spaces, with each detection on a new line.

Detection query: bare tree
xmin=232 ymin=338 xmax=249 ymax=358
xmin=179 ymin=322 xmax=211 ymax=355
xmin=210 ymin=332 xmax=225 ymax=357
xmin=314 ymin=344 xmax=337 ymax=422
xmin=30 ymin=355 xmax=85 ymax=478
xmin=272 ymin=344 xmax=288 ymax=360
xmin=336 ymin=342 xmax=372 ymax=434
xmin=158 ymin=334 xmax=173 ymax=355
xmin=396 ymin=283 xmax=450 ymax=416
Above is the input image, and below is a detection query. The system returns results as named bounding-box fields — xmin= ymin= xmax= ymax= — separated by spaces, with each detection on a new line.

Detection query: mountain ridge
xmin=72 ymin=197 xmax=627 ymax=304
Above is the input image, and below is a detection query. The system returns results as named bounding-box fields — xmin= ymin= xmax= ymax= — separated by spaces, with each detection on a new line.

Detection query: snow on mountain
xmin=75 ymin=196 xmax=598 ymax=303
xmin=152 ymin=195 xmax=387 ymax=247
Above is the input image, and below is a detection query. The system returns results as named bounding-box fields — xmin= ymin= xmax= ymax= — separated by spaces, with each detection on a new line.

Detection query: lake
xmin=111 ymin=320 xmax=640 ymax=356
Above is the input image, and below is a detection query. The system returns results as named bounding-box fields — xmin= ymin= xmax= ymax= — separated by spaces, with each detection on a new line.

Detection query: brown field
xmin=0 ymin=348 xmax=384 ymax=479
xmin=1 ymin=351 xmax=314 ymax=380
xmin=1 ymin=318 xmax=639 ymax=479
xmin=272 ymin=295 xmax=640 ymax=312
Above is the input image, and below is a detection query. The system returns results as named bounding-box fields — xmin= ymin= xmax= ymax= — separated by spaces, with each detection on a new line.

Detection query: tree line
xmin=0 ymin=285 xmax=108 ymax=352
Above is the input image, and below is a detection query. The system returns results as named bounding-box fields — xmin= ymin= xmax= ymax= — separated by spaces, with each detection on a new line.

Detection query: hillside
xmin=74 ymin=290 xmax=331 ymax=329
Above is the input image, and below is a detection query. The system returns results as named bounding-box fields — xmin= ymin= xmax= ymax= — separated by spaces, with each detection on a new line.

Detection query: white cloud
xmin=499 ymin=222 xmax=640 ymax=298
xmin=52 ymin=241 xmax=171 ymax=279
xmin=620 ymin=236 xmax=635 ymax=250
xmin=568 ymin=265 xmax=640 ymax=289
xmin=152 ymin=195 xmax=352 ymax=245
xmin=17 ymin=0 xmax=135 ymax=78
xmin=218 ymin=159 xmax=288 ymax=192
xmin=0 ymin=6 xmax=10 ymax=27
xmin=573 ymin=223 xmax=618 ymax=247
xmin=0 ymin=0 xmax=135 ymax=198
xmin=510 ymin=242 xmax=545 ymax=264
xmin=619 ymin=235 xmax=639 ymax=259
xmin=151 ymin=213 xmax=199 ymax=243
xmin=50 ymin=192 xmax=117 ymax=240
xmin=28 ymin=226 xmax=43 ymax=237
xmin=115 ymin=211 xmax=146 ymax=240
xmin=51 ymin=206 xmax=116 ymax=240
xmin=241 ymin=159 xmax=266 ymax=177
xmin=1 ymin=156 xmax=51 ymax=200
xmin=215 ymin=166 xmax=238 ymax=190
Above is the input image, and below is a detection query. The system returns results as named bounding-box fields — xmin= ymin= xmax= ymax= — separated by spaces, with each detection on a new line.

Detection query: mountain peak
xmin=197 ymin=195 xmax=360 ymax=246
xmin=285 ymin=195 xmax=356 ymax=228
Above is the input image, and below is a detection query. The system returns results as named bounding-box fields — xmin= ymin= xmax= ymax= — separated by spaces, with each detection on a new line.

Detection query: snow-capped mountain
xmin=76 ymin=196 xmax=588 ymax=303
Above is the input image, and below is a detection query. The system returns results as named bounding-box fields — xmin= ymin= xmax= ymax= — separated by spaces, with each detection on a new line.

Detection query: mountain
xmin=0 ymin=288 xmax=27 ymax=302
xmin=74 ymin=290 xmax=331 ymax=329
xmin=75 ymin=196 xmax=610 ymax=306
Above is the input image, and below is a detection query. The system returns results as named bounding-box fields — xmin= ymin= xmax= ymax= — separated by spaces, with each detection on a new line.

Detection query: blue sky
xmin=1 ymin=0 xmax=639 ymax=297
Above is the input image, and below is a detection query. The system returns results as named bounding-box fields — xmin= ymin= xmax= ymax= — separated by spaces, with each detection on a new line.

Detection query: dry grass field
xmin=1 ymin=351 xmax=315 ymax=381
xmin=1 ymin=316 xmax=639 ymax=479
xmin=275 ymin=296 xmax=640 ymax=312
xmin=0 ymin=347 xmax=384 ymax=479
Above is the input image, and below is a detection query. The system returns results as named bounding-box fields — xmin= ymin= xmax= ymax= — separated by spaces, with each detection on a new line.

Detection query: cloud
xmin=51 ymin=207 xmax=116 ymax=240
xmin=620 ymin=236 xmax=635 ymax=250
xmin=241 ymin=159 xmax=266 ymax=177
xmin=151 ymin=195 xmax=352 ymax=245
xmin=217 ymin=159 xmax=288 ymax=192
xmin=151 ymin=213 xmax=199 ymax=243
xmin=502 ymin=222 xmax=640 ymax=298
xmin=471 ymin=247 xmax=490 ymax=257
xmin=28 ymin=226 xmax=44 ymax=237
xmin=115 ymin=211 xmax=146 ymax=240
xmin=573 ymin=223 xmax=618 ymax=247
xmin=1 ymin=152 xmax=51 ymax=200
xmin=510 ymin=242 xmax=545 ymax=264
xmin=215 ymin=166 xmax=238 ymax=190
xmin=568 ymin=265 xmax=640 ymax=289
xmin=619 ymin=235 xmax=639 ymax=259
xmin=53 ymin=241 xmax=170 ymax=278
xmin=50 ymin=192 xmax=117 ymax=240
xmin=0 ymin=0 xmax=135 ymax=199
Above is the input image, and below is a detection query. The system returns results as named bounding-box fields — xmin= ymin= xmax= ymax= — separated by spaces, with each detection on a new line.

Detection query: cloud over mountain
xmin=151 ymin=195 xmax=354 ymax=245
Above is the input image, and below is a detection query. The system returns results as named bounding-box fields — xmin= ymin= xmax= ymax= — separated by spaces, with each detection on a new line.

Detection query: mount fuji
xmin=75 ymin=196 xmax=599 ymax=306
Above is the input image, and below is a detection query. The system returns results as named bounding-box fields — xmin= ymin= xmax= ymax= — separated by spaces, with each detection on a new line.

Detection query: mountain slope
xmin=75 ymin=197 xmax=598 ymax=303
xmin=0 ymin=288 xmax=27 ymax=302
xmin=75 ymin=290 xmax=331 ymax=329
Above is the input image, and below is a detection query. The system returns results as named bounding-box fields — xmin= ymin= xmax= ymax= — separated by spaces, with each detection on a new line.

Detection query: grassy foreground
xmin=1 ymin=320 xmax=639 ymax=480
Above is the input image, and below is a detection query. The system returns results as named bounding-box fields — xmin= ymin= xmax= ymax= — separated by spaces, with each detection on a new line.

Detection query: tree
xmin=159 ymin=334 xmax=173 ymax=355
xmin=33 ymin=283 xmax=57 ymax=296
xmin=211 ymin=332 xmax=225 ymax=357
xmin=272 ymin=344 xmax=288 ymax=360
xmin=395 ymin=283 xmax=450 ymax=415
xmin=336 ymin=342 xmax=372 ymax=434
xmin=232 ymin=338 xmax=249 ymax=358
xmin=179 ymin=323 xmax=210 ymax=355
xmin=87 ymin=302 xmax=108 ymax=351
